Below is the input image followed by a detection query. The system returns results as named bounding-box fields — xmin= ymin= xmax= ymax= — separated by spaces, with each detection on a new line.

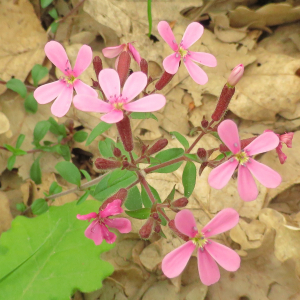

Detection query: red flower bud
xmin=113 ymin=147 xmax=122 ymax=157
xmin=168 ymin=220 xmax=189 ymax=241
xmin=101 ymin=188 xmax=128 ymax=210
xmin=155 ymin=71 xmax=175 ymax=90
xmin=154 ymin=224 xmax=161 ymax=233
xmin=140 ymin=58 xmax=148 ymax=77
xmin=152 ymin=212 xmax=160 ymax=220
xmin=147 ymin=139 xmax=168 ymax=156
xmin=139 ymin=218 xmax=154 ymax=239
xmin=211 ymin=85 xmax=235 ymax=122
xmin=94 ymin=158 xmax=121 ymax=170
xmin=91 ymin=78 xmax=100 ymax=89
xmin=227 ymin=64 xmax=244 ymax=87
xmin=117 ymin=51 xmax=131 ymax=87
xmin=172 ymin=197 xmax=188 ymax=208
xmin=116 ymin=115 xmax=133 ymax=152
xmin=93 ymin=56 xmax=103 ymax=78
xmin=201 ymin=118 xmax=209 ymax=128
xmin=197 ymin=148 xmax=207 ymax=161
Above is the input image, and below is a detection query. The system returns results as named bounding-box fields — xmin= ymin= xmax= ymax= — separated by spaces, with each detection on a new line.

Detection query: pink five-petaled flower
xmin=73 ymin=69 xmax=166 ymax=123
xmin=34 ymin=41 xmax=97 ymax=118
xmin=157 ymin=21 xmax=217 ymax=85
xmin=77 ymin=199 xmax=131 ymax=245
xmin=208 ymin=120 xmax=282 ymax=202
xmin=162 ymin=208 xmax=240 ymax=286
xmin=102 ymin=42 xmax=141 ymax=67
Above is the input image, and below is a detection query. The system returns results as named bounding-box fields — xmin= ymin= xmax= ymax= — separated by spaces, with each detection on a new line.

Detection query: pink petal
xmin=99 ymin=69 xmax=120 ymax=99
xmin=163 ymin=53 xmax=181 ymax=74
xmin=73 ymin=45 xmax=93 ymax=77
xmin=102 ymin=44 xmax=125 ymax=58
xmin=162 ymin=241 xmax=196 ymax=278
xmin=101 ymin=110 xmax=124 ymax=123
xmin=181 ymin=22 xmax=204 ymax=49
xmin=104 ymin=218 xmax=131 ymax=233
xmin=128 ymin=43 xmax=141 ymax=64
xmin=244 ymin=132 xmax=279 ymax=156
xmin=174 ymin=209 xmax=198 ymax=238
xmin=280 ymin=132 xmax=293 ymax=148
xmin=188 ymin=51 xmax=217 ymax=67
xmin=276 ymin=144 xmax=287 ymax=164
xmin=34 ymin=80 xmax=65 ymax=104
xmin=246 ymin=158 xmax=282 ymax=188
xmin=100 ymin=199 xmax=123 ymax=218
xmin=217 ymin=120 xmax=241 ymax=154
xmin=122 ymin=72 xmax=147 ymax=102
xmin=51 ymin=85 xmax=73 ymax=117
xmin=101 ymin=225 xmax=117 ymax=244
xmin=201 ymin=208 xmax=239 ymax=238
xmin=114 ymin=56 xmax=120 ymax=70
xmin=237 ymin=164 xmax=258 ymax=201
xmin=205 ymin=240 xmax=240 ymax=272
xmin=73 ymin=79 xmax=98 ymax=97
xmin=157 ymin=21 xmax=178 ymax=51
xmin=208 ymin=159 xmax=239 ymax=190
xmin=123 ymin=94 xmax=166 ymax=112
xmin=77 ymin=212 xmax=98 ymax=221
xmin=184 ymin=57 xmax=208 ymax=85
xmin=85 ymin=221 xmax=103 ymax=245
xmin=45 ymin=41 xmax=71 ymax=76
xmin=197 ymin=248 xmax=220 ymax=286
xmin=73 ymin=95 xmax=112 ymax=113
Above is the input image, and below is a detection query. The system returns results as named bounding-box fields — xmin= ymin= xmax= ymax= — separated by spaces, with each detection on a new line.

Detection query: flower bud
xmin=94 ymin=158 xmax=121 ymax=170
xmin=227 ymin=64 xmax=244 ymax=87
xmin=139 ymin=218 xmax=154 ymax=239
xmin=147 ymin=139 xmax=168 ymax=156
xmin=154 ymin=224 xmax=161 ymax=233
xmin=168 ymin=220 xmax=189 ymax=241
xmin=140 ymin=58 xmax=148 ymax=77
xmin=197 ymin=148 xmax=207 ymax=161
xmin=155 ymin=71 xmax=174 ymax=90
xmin=91 ymin=78 xmax=100 ymax=89
xmin=101 ymin=188 xmax=128 ymax=209
xmin=172 ymin=197 xmax=188 ymax=208
xmin=211 ymin=85 xmax=235 ymax=122
xmin=93 ymin=56 xmax=103 ymax=78
xmin=116 ymin=115 xmax=134 ymax=152
xmin=201 ymin=118 xmax=209 ymax=128
xmin=113 ymin=147 xmax=122 ymax=157
xmin=117 ymin=51 xmax=131 ymax=87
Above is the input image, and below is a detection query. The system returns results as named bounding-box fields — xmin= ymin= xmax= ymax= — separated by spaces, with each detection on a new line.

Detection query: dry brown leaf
xmin=0 ymin=112 xmax=10 ymax=135
xmin=0 ymin=191 xmax=13 ymax=235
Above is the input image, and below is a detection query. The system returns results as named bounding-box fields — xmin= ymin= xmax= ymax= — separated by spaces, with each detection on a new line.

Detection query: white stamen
xmin=234 ymin=143 xmax=238 ymax=147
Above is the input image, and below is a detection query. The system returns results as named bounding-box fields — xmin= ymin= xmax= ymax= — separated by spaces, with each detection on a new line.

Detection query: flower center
xmin=60 ymin=74 xmax=77 ymax=87
xmin=179 ymin=47 xmax=188 ymax=57
xmin=110 ymin=94 xmax=128 ymax=110
xmin=191 ymin=232 xmax=207 ymax=248
xmin=234 ymin=151 xmax=249 ymax=165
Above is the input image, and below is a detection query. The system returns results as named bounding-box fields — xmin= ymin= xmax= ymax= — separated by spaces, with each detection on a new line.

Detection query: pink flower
xmin=73 ymin=69 xmax=166 ymax=123
xmin=157 ymin=21 xmax=217 ymax=85
xmin=162 ymin=209 xmax=240 ymax=286
xmin=102 ymin=42 xmax=141 ymax=67
xmin=77 ymin=199 xmax=131 ymax=245
xmin=227 ymin=64 xmax=244 ymax=86
xmin=208 ymin=120 xmax=282 ymax=201
xmin=34 ymin=41 xmax=97 ymax=117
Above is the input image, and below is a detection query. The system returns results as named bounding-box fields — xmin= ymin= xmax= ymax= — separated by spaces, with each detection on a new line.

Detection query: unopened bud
xmin=139 ymin=218 xmax=154 ymax=239
xmin=197 ymin=148 xmax=207 ymax=161
xmin=91 ymin=78 xmax=100 ymax=89
xmin=147 ymin=139 xmax=168 ymax=156
xmin=168 ymin=220 xmax=189 ymax=241
xmin=155 ymin=71 xmax=174 ymax=90
xmin=211 ymin=84 xmax=235 ymax=122
xmin=93 ymin=56 xmax=103 ymax=78
xmin=201 ymin=118 xmax=209 ymax=128
xmin=152 ymin=212 xmax=160 ymax=220
xmin=94 ymin=158 xmax=121 ymax=170
xmin=117 ymin=51 xmax=131 ymax=87
xmin=113 ymin=147 xmax=122 ymax=157
xmin=154 ymin=224 xmax=161 ymax=233
xmin=116 ymin=115 xmax=134 ymax=152
xmin=227 ymin=64 xmax=244 ymax=87
xmin=140 ymin=59 xmax=148 ymax=77
xmin=101 ymin=188 xmax=128 ymax=209
xmin=172 ymin=197 xmax=188 ymax=208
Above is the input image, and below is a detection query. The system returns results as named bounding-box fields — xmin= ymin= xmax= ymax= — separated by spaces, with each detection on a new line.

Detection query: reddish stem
xmin=144 ymin=156 xmax=185 ymax=174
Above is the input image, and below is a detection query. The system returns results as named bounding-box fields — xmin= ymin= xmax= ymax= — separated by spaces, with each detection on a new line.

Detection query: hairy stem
xmin=138 ymin=172 xmax=156 ymax=204
xmin=186 ymin=131 xmax=206 ymax=153
xmin=144 ymin=156 xmax=185 ymax=174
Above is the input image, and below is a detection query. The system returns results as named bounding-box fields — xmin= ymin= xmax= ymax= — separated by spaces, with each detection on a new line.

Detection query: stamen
xmin=234 ymin=143 xmax=238 ymax=147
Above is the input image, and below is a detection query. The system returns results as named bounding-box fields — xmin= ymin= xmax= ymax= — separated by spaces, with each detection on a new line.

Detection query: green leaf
xmin=48 ymin=117 xmax=67 ymax=137
xmin=50 ymin=22 xmax=59 ymax=33
xmin=210 ymin=131 xmax=222 ymax=141
xmin=24 ymin=93 xmax=39 ymax=114
xmin=0 ymin=201 xmax=114 ymax=299
xmin=31 ymin=198 xmax=48 ymax=215
xmin=130 ymin=112 xmax=158 ymax=121
xmin=31 ymin=65 xmax=49 ymax=87
xmin=125 ymin=208 xmax=151 ymax=219
xmin=40 ymin=0 xmax=53 ymax=8
xmin=49 ymin=181 xmax=62 ymax=195
xmin=182 ymin=161 xmax=197 ymax=197
xmin=6 ymin=78 xmax=27 ymax=98
xmin=33 ymin=120 xmax=51 ymax=143
xmin=55 ymin=161 xmax=81 ymax=186
xmin=98 ymin=138 xmax=114 ymax=158
xmin=4 ymin=144 xmax=26 ymax=156
xmin=165 ymin=185 xmax=176 ymax=202
xmin=149 ymin=148 xmax=184 ymax=173
xmin=125 ymin=186 xmax=143 ymax=210
xmin=77 ymin=190 xmax=90 ymax=205
xmin=16 ymin=203 xmax=26 ymax=212
xmin=184 ymin=153 xmax=201 ymax=163
xmin=81 ymin=170 xmax=91 ymax=182
xmin=170 ymin=131 xmax=189 ymax=149
xmin=30 ymin=158 xmax=42 ymax=185
xmin=73 ymin=131 xmax=88 ymax=143
xmin=58 ymin=144 xmax=71 ymax=161
xmin=141 ymin=184 xmax=161 ymax=208
xmin=16 ymin=134 xmax=25 ymax=149
xmin=7 ymin=155 xmax=16 ymax=171
xmin=48 ymin=8 xmax=58 ymax=19
xmin=159 ymin=230 xmax=167 ymax=239
xmin=86 ymin=122 xmax=112 ymax=146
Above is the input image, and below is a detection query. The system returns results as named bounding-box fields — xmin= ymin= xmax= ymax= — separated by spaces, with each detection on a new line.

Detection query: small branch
xmin=157 ymin=207 xmax=170 ymax=222
xmin=186 ymin=131 xmax=206 ymax=154
xmin=129 ymin=151 xmax=134 ymax=163
xmin=57 ymin=0 xmax=86 ymax=23
xmin=144 ymin=156 xmax=185 ymax=174
xmin=138 ymin=172 xmax=156 ymax=204
xmin=126 ymin=178 xmax=140 ymax=190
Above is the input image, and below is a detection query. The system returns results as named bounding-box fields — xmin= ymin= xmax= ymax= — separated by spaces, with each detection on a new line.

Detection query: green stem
xmin=147 ymin=0 xmax=152 ymax=37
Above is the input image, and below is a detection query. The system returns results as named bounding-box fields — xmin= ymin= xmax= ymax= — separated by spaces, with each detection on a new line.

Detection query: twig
xmin=56 ymin=0 xmax=86 ymax=24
